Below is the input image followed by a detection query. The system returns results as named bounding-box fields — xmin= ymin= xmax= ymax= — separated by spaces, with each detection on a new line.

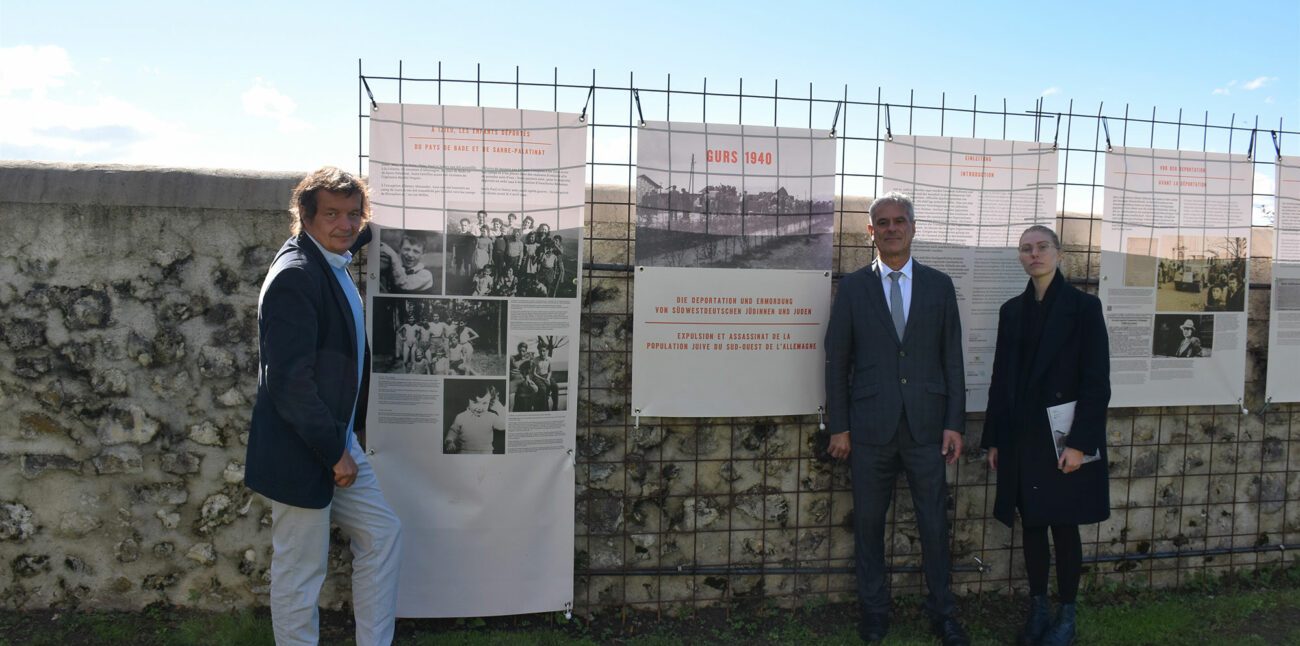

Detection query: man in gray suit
xmin=824 ymin=192 xmax=968 ymax=646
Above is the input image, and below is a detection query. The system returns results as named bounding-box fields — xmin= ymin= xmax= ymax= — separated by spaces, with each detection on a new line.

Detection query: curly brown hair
xmin=289 ymin=166 xmax=371 ymax=235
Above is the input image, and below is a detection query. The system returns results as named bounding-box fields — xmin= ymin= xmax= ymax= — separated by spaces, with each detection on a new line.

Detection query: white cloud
xmin=0 ymin=45 xmax=74 ymax=97
xmin=0 ymin=46 xmax=203 ymax=166
xmin=1212 ymin=88 xmax=1229 ymax=95
xmin=242 ymin=78 xmax=309 ymax=132
xmin=1041 ymin=87 xmax=1060 ymax=97
xmin=1243 ymin=76 xmax=1276 ymax=90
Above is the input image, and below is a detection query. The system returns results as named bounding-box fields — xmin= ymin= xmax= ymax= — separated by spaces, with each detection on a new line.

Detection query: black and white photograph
xmin=445 ymin=209 xmax=580 ymax=298
xmin=1154 ymin=235 xmax=1248 ymax=313
xmin=634 ymin=122 xmax=835 ymax=270
xmin=371 ymin=296 xmax=507 ymax=375
xmin=442 ymin=378 xmax=508 ymax=455
xmin=375 ymin=225 xmax=443 ymax=295
xmin=1152 ymin=314 xmax=1215 ymax=358
xmin=507 ymin=334 xmax=569 ymax=412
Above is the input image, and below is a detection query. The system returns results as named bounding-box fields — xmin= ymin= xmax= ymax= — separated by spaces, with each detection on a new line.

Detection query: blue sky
xmin=2 ymin=0 xmax=1296 ymax=199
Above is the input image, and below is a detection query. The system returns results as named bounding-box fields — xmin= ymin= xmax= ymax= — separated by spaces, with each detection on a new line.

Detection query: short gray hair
xmin=868 ymin=191 xmax=915 ymax=222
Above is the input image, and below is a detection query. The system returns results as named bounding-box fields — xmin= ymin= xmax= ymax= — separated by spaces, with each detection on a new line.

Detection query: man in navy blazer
xmin=246 ymin=167 xmax=402 ymax=646
xmin=824 ymin=192 xmax=969 ymax=646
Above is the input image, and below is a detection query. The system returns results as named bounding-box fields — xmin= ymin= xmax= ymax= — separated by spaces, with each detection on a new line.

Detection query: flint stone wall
xmin=0 ymin=161 xmax=1295 ymax=613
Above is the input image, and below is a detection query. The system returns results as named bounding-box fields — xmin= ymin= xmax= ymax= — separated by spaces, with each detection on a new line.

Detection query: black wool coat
xmin=981 ymin=272 xmax=1112 ymax=528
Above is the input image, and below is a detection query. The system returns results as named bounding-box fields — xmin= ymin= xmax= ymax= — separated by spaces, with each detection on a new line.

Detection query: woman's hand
xmin=1058 ymin=447 xmax=1084 ymax=473
xmin=987 ymin=447 xmax=998 ymax=471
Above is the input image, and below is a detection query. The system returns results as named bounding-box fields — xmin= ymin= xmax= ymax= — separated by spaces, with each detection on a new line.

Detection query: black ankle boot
xmin=1019 ymin=595 xmax=1051 ymax=645
xmin=1040 ymin=602 xmax=1076 ymax=646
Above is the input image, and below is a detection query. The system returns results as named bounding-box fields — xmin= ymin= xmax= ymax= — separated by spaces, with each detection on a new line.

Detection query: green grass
xmin=3 ymin=571 xmax=1300 ymax=646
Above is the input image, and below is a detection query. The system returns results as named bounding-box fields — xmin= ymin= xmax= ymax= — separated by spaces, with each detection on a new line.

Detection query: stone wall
xmin=1 ymin=162 xmax=1295 ymax=613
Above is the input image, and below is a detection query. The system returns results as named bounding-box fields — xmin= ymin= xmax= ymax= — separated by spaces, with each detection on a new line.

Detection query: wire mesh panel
xmin=358 ymin=61 xmax=1298 ymax=614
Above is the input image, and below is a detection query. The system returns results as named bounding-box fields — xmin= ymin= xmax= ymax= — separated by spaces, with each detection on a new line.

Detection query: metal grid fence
xmin=357 ymin=61 xmax=1299 ymax=613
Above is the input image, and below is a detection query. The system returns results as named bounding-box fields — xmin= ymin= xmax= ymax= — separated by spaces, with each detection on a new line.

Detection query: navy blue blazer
xmin=981 ymin=273 xmax=1111 ymax=527
xmin=824 ymin=259 xmax=966 ymax=445
xmin=246 ymin=233 xmax=370 ymax=509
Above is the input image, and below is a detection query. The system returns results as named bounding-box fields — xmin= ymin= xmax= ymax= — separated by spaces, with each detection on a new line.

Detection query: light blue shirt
xmin=306 ymin=234 xmax=365 ymax=451
xmin=876 ymin=256 xmax=914 ymax=326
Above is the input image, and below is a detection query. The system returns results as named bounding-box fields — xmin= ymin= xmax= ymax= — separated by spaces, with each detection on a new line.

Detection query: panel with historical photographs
xmin=1099 ymin=147 xmax=1252 ymax=407
xmin=365 ymin=103 xmax=583 ymax=617
xmin=632 ymin=120 xmax=835 ymax=418
xmin=1267 ymin=158 xmax=1300 ymax=403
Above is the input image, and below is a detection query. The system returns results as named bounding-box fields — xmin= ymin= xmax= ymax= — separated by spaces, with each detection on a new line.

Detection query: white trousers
xmin=270 ymin=440 xmax=402 ymax=646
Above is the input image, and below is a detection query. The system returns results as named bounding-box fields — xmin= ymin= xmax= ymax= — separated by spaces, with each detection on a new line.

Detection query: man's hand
xmin=986 ymin=446 xmax=998 ymax=471
xmin=1058 ymin=447 xmax=1084 ymax=474
xmin=333 ymin=450 xmax=358 ymax=488
xmin=941 ymin=430 xmax=963 ymax=464
xmin=828 ymin=431 xmax=851 ymax=460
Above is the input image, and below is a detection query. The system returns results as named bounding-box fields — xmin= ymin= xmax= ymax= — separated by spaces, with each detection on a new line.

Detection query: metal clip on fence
xmin=361 ymin=76 xmax=378 ymax=111
xmin=633 ymin=408 xmax=640 ymax=429
xmin=817 ymin=405 xmax=826 ymax=431
xmin=1101 ymin=117 xmax=1113 ymax=152
xmin=829 ymin=101 xmax=843 ymax=139
xmin=1273 ymin=130 xmax=1283 ymax=161
xmin=1053 ymin=113 xmax=1062 ymax=151
xmin=884 ymin=104 xmax=893 ymax=141
xmin=578 ymin=85 xmax=595 ymax=123
xmin=1247 ymin=129 xmax=1257 ymax=161
xmin=1238 ymin=397 xmax=1248 ymax=415
xmin=1258 ymin=396 xmax=1273 ymax=417
xmin=632 ymin=88 xmax=646 ymax=127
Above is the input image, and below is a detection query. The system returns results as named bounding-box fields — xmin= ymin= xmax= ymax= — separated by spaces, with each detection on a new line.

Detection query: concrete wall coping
xmin=0 ymin=161 xmax=307 ymax=211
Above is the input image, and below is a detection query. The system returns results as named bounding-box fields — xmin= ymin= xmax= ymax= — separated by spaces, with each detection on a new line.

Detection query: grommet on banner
xmin=361 ymin=76 xmax=378 ymax=111
xmin=367 ymin=448 xmax=375 ymax=456
xmin=632 ymin=88 xmax=646 ymax=127
xmin=884 ymin=104 xmax=893 ymax=142
xmin=1101 ymin=117 xmax=1113 ymax=152
xmin=564 ymin=602 xmax=572 ymax=620
xmin=578 ymin=85 xmax=595 ymax=123
xmin=566 ymin=448 xmax=575 ymax=467
xmin=369 ymin=272 xmax=377 ymax=280
xmin=633 ymin=408 xmax=641 ymax=429
xmin=829 ymin=101 xmax=843 ymax=139
xmin=1259 ymin=396 xmax=1273 ymax=417
xmin=817 ymin=405 xmax=826 ymax=431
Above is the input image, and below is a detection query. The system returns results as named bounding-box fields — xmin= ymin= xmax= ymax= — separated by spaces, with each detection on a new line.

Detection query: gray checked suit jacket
xmin=824 ymin=258 xmax=966 ymax=445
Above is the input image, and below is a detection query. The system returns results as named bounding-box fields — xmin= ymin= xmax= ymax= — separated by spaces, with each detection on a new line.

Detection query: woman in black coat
xmin=981 ymin=225 xmax=1111 ymax=646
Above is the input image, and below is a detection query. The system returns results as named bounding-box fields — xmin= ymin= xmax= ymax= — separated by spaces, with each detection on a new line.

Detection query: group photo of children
xmin=370 ymin=296 xmax=507 ymax=376
xmin=445 ymin=209 xmax=581 ymax=298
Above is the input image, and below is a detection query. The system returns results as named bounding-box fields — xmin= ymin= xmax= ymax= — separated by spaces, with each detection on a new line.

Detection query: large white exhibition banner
xmin=365 ymin=104 xmax=584 ymax=617
xmin=632 ymin=121 xmax=834 ymax=417
xmin=1267 ymin=158 xmax=1300 ymax=403
xmin=1099 ymin=147 xmax=1251 ymax=407
xmin=882 ymin=135 xmax=1059 ymax=412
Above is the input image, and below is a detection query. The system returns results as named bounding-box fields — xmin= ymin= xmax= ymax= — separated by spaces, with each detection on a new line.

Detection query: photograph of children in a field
xmin=371 ymin=296 xmax=507 ymax=376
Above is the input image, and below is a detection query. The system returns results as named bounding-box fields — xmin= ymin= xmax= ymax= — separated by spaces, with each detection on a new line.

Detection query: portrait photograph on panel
xmin=442 ymin=378 xmax=508 ymax=455
xmin=371 ymin=297 xmax=507 ymax=375
xmin=375 ymin=226 xmax=444 ymax=295
xmin=1154 ymin=235 xmax=1248 ymax=313
xmin=445 ymin=209 xmax=580 ymax=298
xmin=506 ymin=334 xmax=570 ymax=412
xmin=1152 ymin=314 xmax=1215 ymax=358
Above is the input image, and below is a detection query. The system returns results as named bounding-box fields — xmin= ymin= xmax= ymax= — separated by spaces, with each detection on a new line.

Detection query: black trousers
xmin=849 ymin=416 xmax=956 ymax=618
